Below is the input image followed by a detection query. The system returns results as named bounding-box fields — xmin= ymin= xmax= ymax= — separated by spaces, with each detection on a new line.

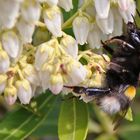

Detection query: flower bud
xmin=94 ymin=0 xmax=110 ymax=19
xmin=21 ymin=0 xmax=41 ymax=23
xmin=50 ymin=73 xmax=63 ymax=94
xmin=16 ymin=18 xmax=35 ymax=43
xmin=16 ymin=79 xmax=32 ymax=104
xmin=60 ymin=34 xmax=78 ymax=58
xmin=46 ymin=0 xmax=58 ymax=6
xmin=73 ymin=16 xmax=90 ymax=45
xmin=0 ymin=0 xmax=20 ymax=29
xmin=22 ymin=64 xmax=40 ymax=86
xmin=35 ymin=42 xmax=54 ymax=70
xmin=96 ymin=10 xmax=114 ymax=34
xmin=66 ymin=60 xmax=87 ymax=86
xmin=58 ymin=0 xmax=73 ymax=12
xmin=2 ymin=31 xmax=20 ymax=58
xmin=87 ymin=23 xmax=103 ymax=49
xmin=43 ymin=6 xmax=62 ymax=37
xmin=118 ymin=0 xmax=136 ymax=23
xmin=4 ymin=85 xmax=17 ymax=105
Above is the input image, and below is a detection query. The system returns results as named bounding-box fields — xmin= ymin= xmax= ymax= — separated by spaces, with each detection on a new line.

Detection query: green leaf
xmin=0 ymin=92 xmax=57 ymax=140
xmin=31 ymin=98 xmax=61 ymax=137
xmin=58 ymin=98 xmax=88 ymax=140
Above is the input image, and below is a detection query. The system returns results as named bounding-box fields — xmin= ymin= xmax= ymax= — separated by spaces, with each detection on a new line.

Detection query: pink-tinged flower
xmin=2 ymin=31 xmax=20 ymax=58
xmin=118 ymin=0 xmax=136 ymax=23
xmin=65 ymin=61 xmax=87 ymax=86
xmin=16 ymin=18 xmax=35 ymax=43
xmin=0 ymin=0 xmax=21 ymax=29
xmin=16 ymin=79 xmax=32 ymax=104
xmin=4 ymin=85 xmax=17 ymax=105
xmin=49 ymin=73 xmax=63 ymax=94
xmin=60 ymin=34 xmax=78 ymax=58
xmin=58 ymin=0 xmax=73 ymax=12
xmin=94 ymin=0 xmax=110 ymax=19
xmin=73 ymin=16 xmax=90 ymax=45
xmin=35 ymin=42 xmax=54 ymax=70
xmin=118 ymin=0 xmax=130 ymax=11
xmin=0 ymin=48 xmax=10 ymax=73
xmin=96 ymin=10 xmax=114 ymax=34
xmin=21 ymin=0 xmax=41 ymax=23
xmin=43 ymin=6 xmax=62 ymax=37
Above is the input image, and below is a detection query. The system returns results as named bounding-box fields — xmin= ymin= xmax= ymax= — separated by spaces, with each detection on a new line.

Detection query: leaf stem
xmin=62 ymin=0 xmax=93 ymax=30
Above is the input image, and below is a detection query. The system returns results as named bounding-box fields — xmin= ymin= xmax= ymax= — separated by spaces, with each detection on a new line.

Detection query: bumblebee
xmin=66 ymin=21 xmax=140 ymax=116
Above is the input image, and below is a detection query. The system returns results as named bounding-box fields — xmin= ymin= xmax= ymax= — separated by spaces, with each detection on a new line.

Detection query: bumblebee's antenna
xmin=131 ymin=14 xmax=137 ymax=27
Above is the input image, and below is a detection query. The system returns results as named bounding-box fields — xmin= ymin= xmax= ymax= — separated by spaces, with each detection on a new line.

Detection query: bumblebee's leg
xmin=64 ymin=86 xmax=110 ymax=96
xmin=101 ymin=40 xmax=114 ymax=55
xmin=104 ymin=38 xmax=135 ymax=50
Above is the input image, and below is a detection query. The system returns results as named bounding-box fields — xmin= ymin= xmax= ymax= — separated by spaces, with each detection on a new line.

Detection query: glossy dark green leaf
xmin=58 ymin=98 xmax=88 ymax=140
xmin=31 ymin=98 xmax=61 ymax=137
xmin=0 ymin=92 xmax=57 ymax=140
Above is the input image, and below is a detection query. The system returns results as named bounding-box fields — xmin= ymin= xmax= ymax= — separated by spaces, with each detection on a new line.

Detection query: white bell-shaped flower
xmin=94 ymin=0 xmax=110 ymax=19
xmin=73 ymin=16 xmax=90 ymax=45
xmin=87 ymin=23 xmax=103 ymax=49
xmin=46 ymin=0 xmax=58 ymax=6
xmin=0 ymin=0 xmax=20 ymax=29
xmin=21 ymin=0 xmax=41 ymax=23
xmin=16 ymin=79 xmax=32 ymax=104
xmin=49 ymin=73 xmax=63 ymax=94
xmin=112 ymin=8 xmax=123 ymax=36
xmin=66 ymin=60 xmax=87 ymax=86
xmin=118 ymin=0 xmax=130 ymax=11
xmin=35 ymin=42 xmax=54 ymax=70
xmin=2 ymin=31 xmax=20 ymax=58
xmin=0 ymin=74 xmax=7 ymax=94
xmin=96 ymin=10 xmax=114 ymax=34
xmin=39 ymin=64 xmax=53 ymax=91
xmin=43 ymin=6 xmax=62 ymax=37
xmin=58 ymin=0 xmax=73 ymax=12
xmin=0 ymin=48 xmax=10 ymax=73
xmin=22 ymin=64 xmax=40 ymax=86
xmin=16 ymin=18 xmax=35 ymax=43
xmin=118 ymin=0 xmax=136 ymax=23
xmin=60 ymin=34 xmax=78 ymax=58
xmin=4 ymin=85 xmax=17 ymax=105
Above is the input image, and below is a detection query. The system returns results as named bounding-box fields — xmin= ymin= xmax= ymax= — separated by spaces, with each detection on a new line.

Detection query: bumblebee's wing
xmin=113 ymin=109 xmax=128 ymax=130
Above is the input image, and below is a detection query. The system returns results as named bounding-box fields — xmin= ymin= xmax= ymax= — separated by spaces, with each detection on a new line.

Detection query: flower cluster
xmin=0 ymin=0 xmax=136 ymax=105
xmin=74 ymin=0 xmax=136 ymax=48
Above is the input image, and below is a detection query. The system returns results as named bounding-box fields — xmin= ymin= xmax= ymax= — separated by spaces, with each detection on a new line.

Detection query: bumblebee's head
xmin=127 ymin=22 xmax=140 ymax=46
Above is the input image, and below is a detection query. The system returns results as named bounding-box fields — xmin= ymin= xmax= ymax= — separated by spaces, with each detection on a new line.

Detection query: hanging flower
xmin=4 ymin=84 xmax=17 ymax=105
xmin=16 ymin=79 xmax=32 ymax=104
xmin=16 ymin=18 xmax=35 ymax=43
xmin=58 ymin=0 xmax=73 ymax=12
xmin=0 ymin=0 xmax=21 ymax=29
xmin=21 ymin=0 xmax=41 ymax=23
xmin=94 ymin=0 xmax=110 ymax=19
xmin=43 ymin=6 xmax=62 ymax=37
xmin=60 ymin=33 xmax=78 ymax=58
xmin=73 ymin=16 xmax=90 ymax=45
xmin=1 ymin=31 xmax=20 ymax=58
